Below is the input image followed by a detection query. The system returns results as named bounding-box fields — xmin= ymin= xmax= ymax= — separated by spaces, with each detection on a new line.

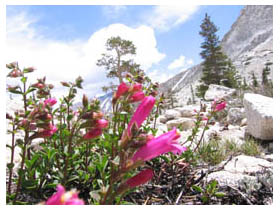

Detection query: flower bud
xmin=126 ymin=169 xmax=154 ymax=188
xmin=96 ymin=119 xmax=108 ymax=129
xmin=129 ymin=91 xmax=145 ymax=103
xmin=83 ymin=128 xmax=102 ymax=139
xmin=6 ymin=62 xmax=17 ymax=69
xmin=130 ymin=83 xmax=142 ymax=92
xmin=44 ymin=98 xmax=57 ymax=107
xmin=114 ymin=82 xmax=129 ymax=100
xmin=61 ymin=81 xmax=70 ymax=87
xmin=6 ymin=113 xmax=13 ymax=120
xmin=82 ymin=94 xmax=88 ymax=108
xmin=48 ymin=84 xmax=54 ymax=89
xmin=92 ymin=112 xmax=104 ymax=120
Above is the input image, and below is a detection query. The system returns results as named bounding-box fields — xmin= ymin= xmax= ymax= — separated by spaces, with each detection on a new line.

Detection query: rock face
xmin=204 ymin=84 xmax=236 ymax=101
xmin=243 ymin=93 xmax=273 ymax=140
xmin=164 ymin=109 xmax=181 ymax=120
xmin=227 ymin=107 xmax=245 ymax=125
xmin=159 ymin=6 xmax=273 ymax=106
xmin=166 ymin=118 xmax=195 ymax=131
xmin=207 ymin=155 xmax=273 ymax=188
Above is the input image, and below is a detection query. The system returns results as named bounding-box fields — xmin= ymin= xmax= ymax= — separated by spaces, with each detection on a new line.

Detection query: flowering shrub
xmin=6 ymin=62 xmax=226 ymax=205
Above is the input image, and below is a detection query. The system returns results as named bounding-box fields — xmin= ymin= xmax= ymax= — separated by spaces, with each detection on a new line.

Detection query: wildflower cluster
xmin=6 ymin=62 xmax=225 ymax=205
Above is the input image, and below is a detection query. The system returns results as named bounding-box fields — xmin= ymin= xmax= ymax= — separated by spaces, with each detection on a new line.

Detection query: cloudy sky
xmin=6 ymin=5 xmax=243 ymax=99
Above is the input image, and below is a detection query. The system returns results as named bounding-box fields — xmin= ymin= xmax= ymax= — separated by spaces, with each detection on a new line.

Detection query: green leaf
xmin=67 ymin=114 xmax=73 ymax=121
xmin=215 ymin=192 xmax=225 ymax=198
xmin=26 ymin=87 xmax=36 ymax=95
xmin=7 ymin=163 xmax=14 ymax=170
xmin=21 ymin=77 xmax=27 ymax=83
xmin=192 ymin=185 xmax=203 ymax=193
xmin=159 ymin=155 xmax=170 ymax=163
xmin=201 ymin=195 xmax=209 ymax=203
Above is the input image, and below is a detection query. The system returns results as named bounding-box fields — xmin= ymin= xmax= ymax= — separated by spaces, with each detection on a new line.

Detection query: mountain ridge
xmin=159 ymin=5 xmax=273 ymax=100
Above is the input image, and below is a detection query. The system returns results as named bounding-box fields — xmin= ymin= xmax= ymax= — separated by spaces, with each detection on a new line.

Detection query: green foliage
xmin=192 ymin=180 xmax=225 ymax=204
xmin=198 ymin=136 xmax=225 ymax=166
xmin=251 ymin=72 xmax=258 ymax=87
xmin=198 ymin=14 xmax=239 ymax=94
xmin=97 ymin=36 xmax=138 ymax=87
xmin=195 ymin=83 xmax=209 ymax=99
xmin=222 ymin=60 xmax=241 ymax=88
xmin=240 ymin=138 xmax=261 ymax=156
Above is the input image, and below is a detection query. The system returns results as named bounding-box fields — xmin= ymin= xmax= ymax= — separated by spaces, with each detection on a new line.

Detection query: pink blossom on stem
xmin=38 ymin=124 xmax=57 ymax=138
xmin=132 ymin=128 xmax=187 ymax=162
xmin=126 ymin=169 xmax=154 ymax=188
xmin=46 ymin=184 xmax=84 ymax=205
xmin=115 ymin=82 xmax=129 ymax=99
xmin=83 ymin=128 xmax=102 ymax=139
xmin=96 ymin=119 xmax=108 ymax=129
xmin=129 ymin=91 xmax=145 ymax=103
xmin=127 ymin=96 xmax=156 ymax=136
xmin=214 ymin=101 xmax=226 ymax=112
xmin=44 ymin=98 xmax=57 ymax=106
xmin=131 ymin=83 xmax=142 ymax=92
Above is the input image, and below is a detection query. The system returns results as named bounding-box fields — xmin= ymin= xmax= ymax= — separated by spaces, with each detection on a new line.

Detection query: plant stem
xmin=8 ymin=123 xmax=16 ymax=195
xmin=13 ymin=130 xmax=29 ymax=204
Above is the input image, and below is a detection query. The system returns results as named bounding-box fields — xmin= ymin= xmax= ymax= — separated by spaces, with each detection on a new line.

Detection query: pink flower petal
xmin=126 ymin=169 xmax=154 ymax=188
xmin=127 ymin=96 xmax=155 ymax=136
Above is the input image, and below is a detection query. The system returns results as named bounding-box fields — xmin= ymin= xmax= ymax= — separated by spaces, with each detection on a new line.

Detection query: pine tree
xmin=252 ymin=72 xmax=258 ymax=87
xmin=197 ymin=13 xmax=239 ymax=98
xmin=97 ymin=36 xmax=139 ymax=91
xmin=199 ymin=13 xmax=228 ymax=85
xmin=262 ymin=65 xmax=270 ymax=85
xmin=222 ymin=59 xmax=241 ymax=88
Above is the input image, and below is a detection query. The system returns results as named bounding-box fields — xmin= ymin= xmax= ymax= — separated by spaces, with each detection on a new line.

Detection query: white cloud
xmin=6 ymin=12 xmax=165 ymax=99
xmin=148 ymin=69 xmax=173 ymax=84
xmin=168 ymin=55 xmax=193 ymax=70
xmin=147 ymin=5 xmax=199 ymax=32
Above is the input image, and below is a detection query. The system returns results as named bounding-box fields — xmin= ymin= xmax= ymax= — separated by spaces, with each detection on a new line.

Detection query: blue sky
xmin=6 ymin=5 xmax=244 ymax=99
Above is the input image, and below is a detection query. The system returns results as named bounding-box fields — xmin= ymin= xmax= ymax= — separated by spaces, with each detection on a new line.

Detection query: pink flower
xmin=202 ymin=117 xmax=208 ymax=121
xmin=46 ymin=184 xmax=84 ymax=205
xmin=127 ymin=96 xmax=156 ymax=136
xmin=129 ymin=91 xmax=145 ymax=102
xmin=132 ymin=128 xmax=186 ymax=162
xmin=83 ymin=128 xmax=102 ymax=139
xmin=131 ymin=83 xmax=142 ymax=92
xmin=115 ymin=82 xmax=129 ymax=99
xmin=38 ymin=124 xmax=57 ymax=138
xmin=96 ymin=119 xmax=108 ymax=129
xmin=44 ymin=98 xmax=57 ymax=106
xmin=126 ymin=169 xmax=154 ymax=188
xmin=214 ymin=101 xmax=226 ymax=112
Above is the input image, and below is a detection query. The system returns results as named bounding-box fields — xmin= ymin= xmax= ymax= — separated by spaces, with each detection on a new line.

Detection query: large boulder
xmin=164 ymin=109 xmax=181 ymax=120
xmin=243 ymin=93 xmax=273 ymax=140
xmin=166 ymin=118 xmax=195 ymax=131
xmin=204 ymin=84 xmax=236 ymax=101
xmin=227 ymin=108 xmax=245 ymax=125
xmin=158 ymin=115 xmax=168 ymax=124
xmin=175 ymin=105 xmax=198 ymax=118
xmin=207 ymin=155 xmax=273 ymax=188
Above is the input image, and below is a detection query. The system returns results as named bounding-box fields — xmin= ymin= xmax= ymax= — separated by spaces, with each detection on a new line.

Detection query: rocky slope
xmin=159 ymin=5 xmax=273 ymax=106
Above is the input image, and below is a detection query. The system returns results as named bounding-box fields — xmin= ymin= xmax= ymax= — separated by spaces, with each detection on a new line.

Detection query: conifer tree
xmin=252 ymin=72 xmax=258 ymax=87
xmin=196 ymin=13 xmax=239 ymax=98
xmin=199 ymin=13 xmax=228 ymax=85
xmin=97 ymin=36 xmax=139 ymax=91
xmin=262 ymin=65 xmax=270 ymax=85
